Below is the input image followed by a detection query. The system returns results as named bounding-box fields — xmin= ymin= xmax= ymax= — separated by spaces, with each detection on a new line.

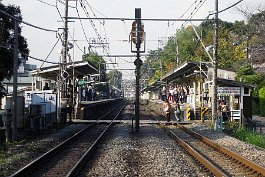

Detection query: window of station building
xmin=244 ymin=87 xmax=249 ymax=94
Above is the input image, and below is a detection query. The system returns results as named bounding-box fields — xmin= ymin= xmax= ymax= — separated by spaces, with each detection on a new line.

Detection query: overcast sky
xmin=2 ymin=0 xmax=265 ymax=80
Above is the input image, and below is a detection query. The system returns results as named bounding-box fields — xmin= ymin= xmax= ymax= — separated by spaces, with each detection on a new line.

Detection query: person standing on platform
xmin=43 ymin=82 xmax=50 ymax=90
xmin=173 ymin=101 xmax=181 ymax=121
xmin=67 ymin=95 xmax=73 ymax=122
xmin=163 ymin=99 xmax=171 ymax=122
xmin=221 ymin=100 xmax=229 ymax=122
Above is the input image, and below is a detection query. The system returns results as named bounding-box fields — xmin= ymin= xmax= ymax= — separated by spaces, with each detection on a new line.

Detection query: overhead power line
xmin=209 ymin=0 xmax=243 ymax=16
xmin=0 ymin=9 xmax=57 ymax=33
xmin=67 ymin=17 xmax=214 ymax=21
xmin=36 ymin=0 xmax=56 ymax=7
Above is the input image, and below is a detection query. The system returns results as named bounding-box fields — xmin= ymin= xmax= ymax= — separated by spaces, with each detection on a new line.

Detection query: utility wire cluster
xmin=1 ymin=0 xmax=245 ymax=71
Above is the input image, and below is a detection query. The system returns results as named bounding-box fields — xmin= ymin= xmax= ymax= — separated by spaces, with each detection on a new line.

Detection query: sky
xmin=2 ymin=0 xmax=265 ymax=80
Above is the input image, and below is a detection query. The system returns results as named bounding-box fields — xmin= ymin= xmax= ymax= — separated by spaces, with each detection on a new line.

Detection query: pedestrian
xmin=67 ymin=95 xmax=73 ymax=122
xmin=162 ymin=86 xmax=167 ymax=101
xmin=173 ymin=101 xmax=181 ymax=121
xmin=163 ymin=99 xmax=171 ymax=122
xmin=43 ymin=82 xmax=50 ymax=90
xmin=221 ymin=100 xmax=229 ymax=122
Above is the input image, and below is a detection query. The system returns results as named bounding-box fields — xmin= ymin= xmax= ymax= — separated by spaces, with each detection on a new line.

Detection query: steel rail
xmin=178 ymin=124 xmax=265 ymax=176
xmin=67 ymin=100 xmax=128 ymax=177
xmin=10 ymin=100 xmax=127 ymax=177
xmin=161 ymin=124 xmax=227 ymax=177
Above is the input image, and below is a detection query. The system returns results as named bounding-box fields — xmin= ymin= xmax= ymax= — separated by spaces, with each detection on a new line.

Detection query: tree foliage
xmin=0 ymin=3 xmax=29 ymax=97
xmin=107 ymin=69 xmax=122 ymax=89
xmin=82 ymin=52 xmax=107 ymax=82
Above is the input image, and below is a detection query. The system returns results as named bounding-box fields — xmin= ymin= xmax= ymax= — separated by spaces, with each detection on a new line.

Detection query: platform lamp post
xmin=131 ymin=8 xmax=145 ymax=132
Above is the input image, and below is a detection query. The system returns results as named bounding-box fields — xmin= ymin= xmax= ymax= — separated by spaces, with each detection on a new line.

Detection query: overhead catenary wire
xmin=40 ymin=37 xmax=61 ymax=68
xmin=55 ymin=1 xmax=85 ymax=54
xmin=163 ymin=0 xmax=200 ymax=38
xmin=209 ymin=0 xmax=244 ymax=16
xmin=75 ymin=4 xmax=91 ymax=47
xmin=79 ymin=0 xmax=115 ymax=68
xmin=0 ymin=45 xmax=60 ymax=64
xmin=36 ymin=0 xmax=56 ymax=7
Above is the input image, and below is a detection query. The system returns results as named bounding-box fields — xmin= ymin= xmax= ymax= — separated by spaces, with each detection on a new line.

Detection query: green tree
xmin=247 ymin=10 xmax=265 ymax=65
xmin=82 ymin=52 xmax=107 ymax=81
xmin=0 ymin=3 xmax=29 ymax=98
xmin=107 ymin=69 xmax=122 ymax=89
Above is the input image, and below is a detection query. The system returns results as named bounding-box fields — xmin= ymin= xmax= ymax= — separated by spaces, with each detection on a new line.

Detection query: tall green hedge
xmin=258 ymin=86 xmax=265 ymax=116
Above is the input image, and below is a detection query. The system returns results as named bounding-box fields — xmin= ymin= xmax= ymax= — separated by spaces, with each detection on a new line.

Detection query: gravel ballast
xmin=0 ymin=110 xmax=265 ymax=176
xmin=81 ymin=124 xmax=206 ymax=177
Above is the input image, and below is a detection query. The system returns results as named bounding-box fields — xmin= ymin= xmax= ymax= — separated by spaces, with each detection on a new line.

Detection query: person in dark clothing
xmin=43 ymin=82 xmax=50 ymax=90
xmin=221 ymin=100 xmax=229 ymax=122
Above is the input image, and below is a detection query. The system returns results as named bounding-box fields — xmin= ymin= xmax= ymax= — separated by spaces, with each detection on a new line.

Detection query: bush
xmin=258 ymin=86 xmax=265 ymax=116
xmin=234 ymin=128 xmax=265 ymax=149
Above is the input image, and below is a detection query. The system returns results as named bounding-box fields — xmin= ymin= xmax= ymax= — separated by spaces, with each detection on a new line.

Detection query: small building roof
xmin=31 ymin=61 xmax=98 ymax=80
xmin=217 ymin=78 xmax=255 ymax=88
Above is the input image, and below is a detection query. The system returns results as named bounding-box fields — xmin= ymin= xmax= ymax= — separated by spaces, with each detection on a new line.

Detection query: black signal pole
xmin=135 ymin=8 xmax=142 ymax=132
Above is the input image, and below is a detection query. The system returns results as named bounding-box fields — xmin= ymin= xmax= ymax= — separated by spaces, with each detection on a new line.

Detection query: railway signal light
xmin=131 ymin=20 xmax=137 ymax=44
xmin=131 ymin=20 xmax=144 ymax=44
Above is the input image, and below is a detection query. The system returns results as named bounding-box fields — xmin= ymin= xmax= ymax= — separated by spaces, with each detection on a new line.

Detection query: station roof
xmin=31 ymin=61 xmax=98 ymax=80
xmin=160 ymin=60 xmax=255 ymax=89
xmin=161 ymin=60 xmax=208 ymax=83
xmin=217 ymin=78 xmax=255 ymax=88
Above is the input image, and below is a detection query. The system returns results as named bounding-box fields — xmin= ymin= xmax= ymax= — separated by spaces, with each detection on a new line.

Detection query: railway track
xmin=143 ymin=103 xmax=265 ymax=176
xmin=161 ymin=122 xmax=265 ymax=176
xmin=10 ymin=101 xmax=127 ymax=177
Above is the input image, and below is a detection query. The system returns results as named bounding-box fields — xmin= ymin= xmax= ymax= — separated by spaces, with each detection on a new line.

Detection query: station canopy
xmin=161 ymin=60 xmax=255 ymax=89
xmin=161 ymin=60 xmax=208 ymax=83
xmin=31 ymin=61 xmax=98 ymax=80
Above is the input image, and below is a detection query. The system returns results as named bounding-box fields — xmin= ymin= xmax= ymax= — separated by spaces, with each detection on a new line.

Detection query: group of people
xmin=81 ymin=84 xmax=97 ymax=101
xmin=159 ymin=85 xmax=190 ymax=104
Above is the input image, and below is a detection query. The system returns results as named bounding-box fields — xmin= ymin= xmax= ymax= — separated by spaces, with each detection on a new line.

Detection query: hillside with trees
xmin=141 ymin=9 xmax=265 ymax=115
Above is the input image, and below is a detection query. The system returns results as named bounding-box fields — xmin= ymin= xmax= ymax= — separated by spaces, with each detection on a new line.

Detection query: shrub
xmin=234 ymin=128 xmax=265 ymax=149
xmin=258 ymin=86 xmax=265 ymax=116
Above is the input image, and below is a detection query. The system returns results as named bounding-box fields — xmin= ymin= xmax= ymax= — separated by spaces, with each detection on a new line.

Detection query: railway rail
xmin=10 ymin=100 xmax=127 ymax=177
xmin=167 ymin=124 xmax=265 ymax=177
xmin=143 ymin=103 xmax=265 ymax=177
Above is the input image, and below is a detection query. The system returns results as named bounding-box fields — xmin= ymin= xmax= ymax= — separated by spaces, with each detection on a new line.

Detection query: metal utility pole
xmin=12 ymin=18 xmax=18 ymax=142
xmin=135 ymin=8 xmax=142 ymax=132
xmin=212 ymin=0 xmax=218 ymax=119
xmin=58 ymin=0 xmax=69 ymax=124
xmin=62 ymin=0 xmax=69 ymax=99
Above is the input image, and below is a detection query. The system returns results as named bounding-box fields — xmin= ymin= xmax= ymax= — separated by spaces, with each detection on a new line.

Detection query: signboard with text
xmin=217 ymin=87 xmax=240 ymax=95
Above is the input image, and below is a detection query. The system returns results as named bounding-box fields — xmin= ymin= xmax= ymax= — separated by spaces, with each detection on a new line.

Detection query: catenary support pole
xmin=12 ymin=18 xmax=18 ymax=142
xmin=212 ymin=0 xmax=219 ymax=120
xmin=62 ymin=0 xmax=69 ymax=98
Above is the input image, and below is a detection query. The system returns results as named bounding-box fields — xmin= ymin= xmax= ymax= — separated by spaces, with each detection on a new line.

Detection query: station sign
xmin=217 ymin=87 xmax=240 ymax=95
